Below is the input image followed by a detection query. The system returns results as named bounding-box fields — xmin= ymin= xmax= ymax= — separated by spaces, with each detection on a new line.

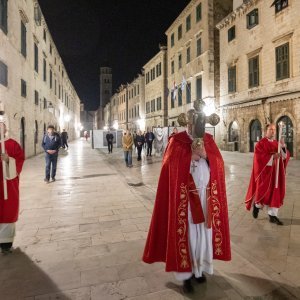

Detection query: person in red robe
xmin=0 ymin=122 xmax=25 ymax=254
xmin=142 ymin=105 xmax=231 ymax=293
xmin=245 ymin=123 xmax=290 ymax=225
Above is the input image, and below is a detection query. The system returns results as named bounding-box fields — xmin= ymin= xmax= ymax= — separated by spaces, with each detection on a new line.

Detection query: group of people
xmin=0 ymin=118 xmax=291 ymax=297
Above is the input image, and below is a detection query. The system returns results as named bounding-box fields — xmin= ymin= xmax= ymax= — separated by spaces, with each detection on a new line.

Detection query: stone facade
xmin=126 ymin=74 xmax=145 ymax=132
xmin=0 ymin=0 xmax=81 ymax=157
xmin=117 ymin=85 xmax=127 ymax=131
xmin=143 ymin=46 xmax=168 ymax=129
xmin=165 ymin=0 xmax=232 ymax=126
xmin=217 ymin=0 xmax=300 ymax=158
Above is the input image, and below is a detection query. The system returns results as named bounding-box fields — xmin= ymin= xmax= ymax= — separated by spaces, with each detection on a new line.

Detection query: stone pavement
xmin=0 ymin=139 xmax=299 ymax=300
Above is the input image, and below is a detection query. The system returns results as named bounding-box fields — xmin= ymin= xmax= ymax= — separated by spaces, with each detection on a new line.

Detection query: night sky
xmin=39 ymin=0 xmax=191 ymax=111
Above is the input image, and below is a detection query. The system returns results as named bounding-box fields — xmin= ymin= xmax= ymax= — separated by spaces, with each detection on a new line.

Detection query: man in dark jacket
xmin=106 ymin=131 xmax=114 ymax=153
xmin=136 ymin=130 xmax=145 ymax=161
xmin=42 ymin=125 xmax=61 ymax=183
xmin=61 ymin=129 xmax=69 ymax=149
xmin=145 ymin=129 xmax=155 ymax=157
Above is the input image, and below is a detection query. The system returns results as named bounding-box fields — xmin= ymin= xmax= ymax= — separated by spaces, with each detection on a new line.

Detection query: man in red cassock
xmin=0 ymin=122 xmax=25 ymax=254
xmin=142 ymin=101 xmax=231 ymax=293
xmin=245 ymin=123 xmax=289 ymax=225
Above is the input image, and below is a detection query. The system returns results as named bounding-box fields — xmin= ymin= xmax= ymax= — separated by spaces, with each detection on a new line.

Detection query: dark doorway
xmin=228 ymin=121 xmax=239 ymax=151
xmin=34 ymin=120 xmax=38 ymax=155
xmin=277 ymin=116 xmax=293 ymax=157
xmin=20 ymin=117 xmax=25 ymax=152
xmin=249 ymin=119 xmax=262 ymax=152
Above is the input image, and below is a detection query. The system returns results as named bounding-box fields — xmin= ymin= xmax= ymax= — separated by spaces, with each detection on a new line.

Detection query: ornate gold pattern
xmin=177 ymin=183 xmax=190 ymax=269
xmin=208 ymin=180 xmax=223 ymax=256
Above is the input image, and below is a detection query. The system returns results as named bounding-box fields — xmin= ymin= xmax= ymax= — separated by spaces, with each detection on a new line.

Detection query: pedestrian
xmin=143 ymin=131 xmax=147 ymax=149
xmin=133 ymin=130 xmax=137 ymax=150
xmin=122 ymin=130 xmax=133 ymax=167
xmin=41 ymin=125 xmax=61 ymax=183
xmin=0 ymin=122 xmax=25 ymax=254
xmin=136 ymin=130 xmax=145 ymax=161
xmin=143 ymin=112 xmax=231 ymax=294
xmin=61 ymin=129 xmax=69 ymax=150
xmin=145 ymin=129 xmax=155 ymax=157
xmin=245 ymin=123 xmax=290 ymax=225
xmin=84 ymin=131 xmax=89 ymax=141
xmin=106 ymin=130 xmax=114 ymax=153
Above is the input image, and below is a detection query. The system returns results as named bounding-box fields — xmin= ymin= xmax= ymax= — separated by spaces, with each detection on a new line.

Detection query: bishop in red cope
xmin=0 ymin=122 xmax=25 ymax=254
xmin=142 ymin=102 xmax=231 ymax=293
xmin=245 ymin=123 xmax=289 ymax=225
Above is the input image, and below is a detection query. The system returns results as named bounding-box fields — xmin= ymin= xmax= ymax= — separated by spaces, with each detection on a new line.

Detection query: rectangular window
xmin=247 ymin=9 xmax=259 ymax=29
xmin=43 ymin=58 xmax=46 ymax=82
xmin=59 ymin=84 xmax=61 ymax=98
xmin=178 ymin=25 xmax=182 ymax=40
xmin=249 ymin=56 xmax=259 ymax=88
xmin=34 ymin=43 xmax=38 ymax=72
xmin=44 ymin=97 xmax=47 ymax=109
xmin=50 ymin=69 xmax=53 ymax=89
xmin=228 ymin=26 xmax=235 ymax=42
xmin=34 ymin=90 xmax=39 ymax=105
xmin=171 ymin=33 xmax=175 ymax=47
xmin=43 ymin=28 xmax=46 ymax=41
xmin=156 ymin=63 xmax=162 ymax=77
xmin=21 ymin=79 xmax=26 ymax=97
xmin=146 ymin=102 xmax=150 ymax=114
xmin=0 ymin=60 xmax=8 ymax=87
xmin=274 ymin=0 xmax=288 ymax=13
xmin=178 ymin=88 xmax=182 ymax=106
xmin=157 ymin=97 xmax=162 ymax=111
xmin=171 ymin=91 xmax=175 ymax=109
xmin=196 ymin=3 xmax=202 ymax=22
xmin=178 ymin=54 xmax=182 ymax=69
xmin=151 ymin=99 xmax=155 ymax=112
xmin=186 ymin=83 xmax=191 ymax=104
xmin=228 ymin=66 xmax=236 ymax=93
xmin=0 ymin=0 xmax=8 ymax=34
xmin=55 ymin=79 xmax=57 ymax=95
xmin=50 ymin=44 xmax=52 ymax=54
xmin=196 ymin=77 xmax=202 ymax=100
xmin=171 ymin=60 xmax=175 ymax=74
xmin=186 ymin=14 xmax=191 ymax=32
xmin=186 ymin=47 xmax=191 ymax=63
xmin=276 ymin=43 xmax=289 ymax=80
xmin=21 ymin=21 xmax=27 ymax=58
xmin=196 ymin=38 xmax=201 ymax=56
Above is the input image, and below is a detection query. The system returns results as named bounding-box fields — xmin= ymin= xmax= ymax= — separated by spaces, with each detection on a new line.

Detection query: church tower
xmin=99 ymin=67 xmax=112 ymax=108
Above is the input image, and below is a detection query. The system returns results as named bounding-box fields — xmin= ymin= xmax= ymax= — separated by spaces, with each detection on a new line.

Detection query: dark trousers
xmin=108 ymin=142 xmax=113 ymax=153
xmin=45 ymin=153 xmax=58 ymax=180
xmin=137 ymin=146 xmax=143 ymax=160
xmin=147 ymin=141 xmax=153 ymax=156
xmin=62 ymin=139 xmax=68 ymax=148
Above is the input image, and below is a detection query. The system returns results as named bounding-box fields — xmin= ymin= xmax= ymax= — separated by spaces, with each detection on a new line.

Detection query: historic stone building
xmin=217 ymin=0 xmax=300 ymax=158
xmin=117 ymin=85 xmax=127 ymax=131
xmin=126 ymin=74 xmax=145 ymax=132
xmin=165 ymin=0 xmax=232 ymax=127
xmin=0 ymin=0 xmax=81 ymax=157
xmin=143 ymin=46 xmax=168 ymax=129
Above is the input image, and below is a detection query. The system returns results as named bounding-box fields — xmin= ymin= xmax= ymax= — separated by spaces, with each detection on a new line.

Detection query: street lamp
xmin=103 ymin=125 xmax=108 ymax=131
xmin=137 ymin=118 xmax=146 ymax=131
xmin=112 ymin=120 xmax=119 ymax=130
xmin=64 ymin=115 xmax=71 ymax=122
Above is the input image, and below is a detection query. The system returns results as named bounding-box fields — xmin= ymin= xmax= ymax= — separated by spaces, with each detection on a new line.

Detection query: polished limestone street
xmin=0 ymin=139 xmax=299 ymax=300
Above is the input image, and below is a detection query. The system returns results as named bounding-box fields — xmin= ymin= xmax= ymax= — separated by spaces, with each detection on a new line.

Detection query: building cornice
xmin=216 ymin=0 xmax=261 ymax=30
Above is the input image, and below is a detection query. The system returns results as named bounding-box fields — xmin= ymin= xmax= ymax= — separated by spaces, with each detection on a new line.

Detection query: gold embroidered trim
xmin=177 ymin=183 xmax=189 ymax=269
xmin=209 ymin=180 xmax=223 ymax=256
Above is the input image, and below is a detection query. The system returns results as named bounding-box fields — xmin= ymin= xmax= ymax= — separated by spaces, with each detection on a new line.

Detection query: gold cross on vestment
xmin=191 ymin=161 xmax=197 ymax=173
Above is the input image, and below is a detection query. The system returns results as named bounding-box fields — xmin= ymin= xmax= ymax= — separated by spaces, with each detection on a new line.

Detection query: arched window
xmin=249 ymin=119 xmax=262 ymax=152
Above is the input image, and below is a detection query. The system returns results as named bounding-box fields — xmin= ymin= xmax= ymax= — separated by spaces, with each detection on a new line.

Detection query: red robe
xmin=142 ymin=131 xmax=231 ymax=273
xmin=0 ymin=139 xmax=25 ymax=223
xmin=245 ymin=137 xmax=290 ymax=210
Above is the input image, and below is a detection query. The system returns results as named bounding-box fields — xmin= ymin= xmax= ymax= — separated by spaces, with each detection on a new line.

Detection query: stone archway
xmin=249 ymin=119 xmax=262 ymax=152
xmin=228 ymin=121 xmax=239 ymax=151
xmin=20 ymin=117 xmax=25 ymax=152
xmin=277 ymin=115 xmax=294 ymax=157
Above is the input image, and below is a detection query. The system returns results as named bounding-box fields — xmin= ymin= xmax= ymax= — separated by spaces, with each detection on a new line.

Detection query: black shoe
xmin=183 ymin=279 xmax=194 ymax=294
xmin=269 ymin=215 xmax=283 ymax=225
xmin=193 ymin=274 xmax=206 ymax=284
xmin=253 ymin=205 xmax=259 ymax=219
xmin=44 ymin=178 xmax=50 ymax=184
xmin=51 ymin=178 xmax=56 ymax=182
